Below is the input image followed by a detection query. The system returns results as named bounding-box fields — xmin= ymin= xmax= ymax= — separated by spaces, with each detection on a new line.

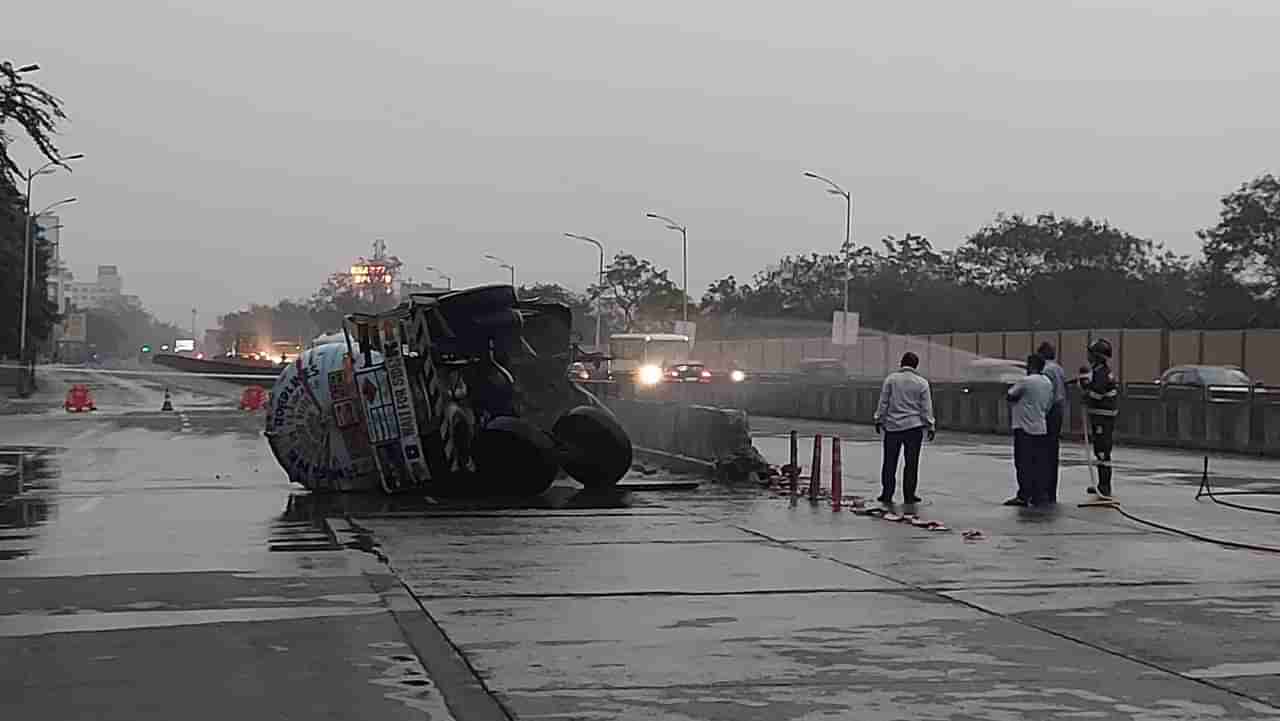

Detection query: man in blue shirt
xmin=1003 ymin=354 xmax=1054 ymax=507
xmin=874 ymin=352 xmax=936 ymax=505
xmin=1037 ymin=342 xmax=1068 ymax=503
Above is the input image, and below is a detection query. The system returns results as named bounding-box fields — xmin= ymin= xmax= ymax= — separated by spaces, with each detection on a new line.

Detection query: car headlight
xmin=638 ymin=365 xmax=663 ymax=386
xmin=730 ymin=369 xmax=746 ymax=383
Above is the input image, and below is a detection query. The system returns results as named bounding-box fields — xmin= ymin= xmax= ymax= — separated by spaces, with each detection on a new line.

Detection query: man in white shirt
xmin=1004 ymin=354 xmax=1055 ymax=507
xmin=874 ymin=352 xmax=936 ymax=505
xmin=1037 ymin=341 xmax=1069 ymax=503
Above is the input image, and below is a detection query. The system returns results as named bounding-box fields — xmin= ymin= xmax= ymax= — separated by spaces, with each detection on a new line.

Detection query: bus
xmin=608 ymin=333 xmax=693 ymax=385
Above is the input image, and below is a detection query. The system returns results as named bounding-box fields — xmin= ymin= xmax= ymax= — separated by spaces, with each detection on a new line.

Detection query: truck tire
xmin=474 ymin=416 xmax=559 ymax=496
xmin=553 ymin=405 xmax=633 ymax=489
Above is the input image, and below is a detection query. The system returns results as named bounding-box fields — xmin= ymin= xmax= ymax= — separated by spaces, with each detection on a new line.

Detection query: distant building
xmin=67 ymin=265 xmax=127 ymax=310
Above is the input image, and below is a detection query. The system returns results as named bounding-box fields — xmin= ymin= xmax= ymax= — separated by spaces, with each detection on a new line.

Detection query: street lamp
xmin=17 ymin=153 xmax=82 ymax=383
xmin=645 ymin=212 xmax=688 ymax=323
xmin=803 ymin=171 xmax=853 ymax=314
xmin=483 ymin=254 xmax=515 ymax=286
xmin=424 ymin=265 xmax=452 ymax=290
xmin=564 ymin=233 xmax=605 ymax=351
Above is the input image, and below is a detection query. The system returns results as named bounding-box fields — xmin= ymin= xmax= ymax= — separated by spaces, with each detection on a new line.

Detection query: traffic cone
xmin=161 ymin=388 xmax=173 ymax=412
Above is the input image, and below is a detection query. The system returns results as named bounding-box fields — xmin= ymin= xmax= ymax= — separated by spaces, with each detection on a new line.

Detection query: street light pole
xmin=803 ymin=171 xmax=853 ymax=315
xmin=20 ymin=197 xmax=77 ymax=356
xmin=15 ymin=152 xmax=83 ymax=377
xmin=564 ymin=233 xmax=605 ymax=351
xmin=424 ymin=266 xmax=452 ymax=289
xmin=483 ymin=254 xmax=515 ymax=287
xmin=645 ymin=213 xmax=688 ymax=323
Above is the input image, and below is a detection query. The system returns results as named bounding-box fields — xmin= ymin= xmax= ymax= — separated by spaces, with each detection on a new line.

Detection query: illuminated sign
xmin=175 ymin=339 xmax=196 ymax=352
xmin=350 ymin=264 xmax=393 ymax=285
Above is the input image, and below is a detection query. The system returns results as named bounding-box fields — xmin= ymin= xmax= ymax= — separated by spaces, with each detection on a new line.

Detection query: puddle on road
xmin=0 ymin=448 xmax=56 ymax=560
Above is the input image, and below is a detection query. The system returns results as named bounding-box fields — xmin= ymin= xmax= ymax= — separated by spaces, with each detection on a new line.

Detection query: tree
xmin=953 ymin=213 xmax=1180 ymax=330
xmin=0 ymin=61 xmax=68 ymax=357
xmin=588 ymin=253 xmax=682 ymax=331
xmin=1199 ymin=175 xmax=1280 ymax=311
xmin=517 ymin=282 xmax=599 ymax=342
xmin=219 ymin=300 xmax=320 ymax=349
xmin=308 ymin=271 xmax=396 ymax=333
xmin=1 ymin=60 xmax=67 ymax=186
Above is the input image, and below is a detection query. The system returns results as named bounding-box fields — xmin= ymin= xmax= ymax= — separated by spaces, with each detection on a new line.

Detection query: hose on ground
xmin=1092 ymin=454 xmax=1280 ymax=554
xmin=1195 ymin=455 xmax=1280 ymax=516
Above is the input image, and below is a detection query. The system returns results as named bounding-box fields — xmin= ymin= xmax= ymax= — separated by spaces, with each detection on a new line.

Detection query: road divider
xmin=602 ymin=398 xmax=768 ymax=480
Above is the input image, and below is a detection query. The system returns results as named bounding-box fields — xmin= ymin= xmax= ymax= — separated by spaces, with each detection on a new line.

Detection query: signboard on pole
xmin=61 ymin=313 xmax=87 ymax=343
xmin=831 ymin=311 xmax=859 ymax=346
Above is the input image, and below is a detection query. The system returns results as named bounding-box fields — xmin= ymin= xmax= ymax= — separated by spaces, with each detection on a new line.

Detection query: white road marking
xmin=0 ymin=606 xmax=381 ymax=637
xmin=73 ymin=497 xmax=103 ymax=513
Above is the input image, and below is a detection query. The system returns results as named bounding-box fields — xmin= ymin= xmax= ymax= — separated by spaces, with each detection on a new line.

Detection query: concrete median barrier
xmin=604 ymin=397 xmax=766 ymax=479
xmin=642 ymin=378 xmax=1280 ymax=457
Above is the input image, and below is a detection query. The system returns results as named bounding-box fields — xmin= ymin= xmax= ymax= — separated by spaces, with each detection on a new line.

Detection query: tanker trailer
xmin=264 ymin=284 xmax=632 ymax=496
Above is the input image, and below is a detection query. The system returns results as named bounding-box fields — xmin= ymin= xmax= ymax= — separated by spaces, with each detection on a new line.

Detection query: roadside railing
xmin=615 ymin=377 xmax=1280 ymax=456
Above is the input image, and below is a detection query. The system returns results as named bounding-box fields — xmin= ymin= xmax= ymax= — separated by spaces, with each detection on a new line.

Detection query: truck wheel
xmin=474 ymin=416 xmax=559 ymax=496
xmin=553 ymin=405 xmax=633 ymax=489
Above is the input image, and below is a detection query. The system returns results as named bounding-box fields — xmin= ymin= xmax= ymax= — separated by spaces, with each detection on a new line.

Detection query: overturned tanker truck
xmin=264 ymin=284 xmax=633 ymax=495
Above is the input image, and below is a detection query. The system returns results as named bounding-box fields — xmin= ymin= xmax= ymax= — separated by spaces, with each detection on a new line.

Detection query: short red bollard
xmin=64 ymin=384 xmax=96 ymax=413
xmin=240 ymin=385 xmax=268 ymax=411
xmin=831 ymin=436 xmax=843 ymax=511
xmin=809 ymin=433 xmax=823 ymax=503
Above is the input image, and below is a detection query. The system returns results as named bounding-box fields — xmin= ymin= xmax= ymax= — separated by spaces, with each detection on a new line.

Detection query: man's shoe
xmin=1002 ymin=497 xmax=1028 ymax=507
xmin=904 ymin=496 xmax=923 ymax=504
xmin=876 ymin=496 xmax=894 ymax=505
xmin=1086 ymin=486 xmax=1098 ymax=495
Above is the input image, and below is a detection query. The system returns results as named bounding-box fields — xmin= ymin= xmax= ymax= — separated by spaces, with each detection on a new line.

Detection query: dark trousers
xmin=1045 ymin=405 xmax=1063 ymax=502
xmin=1088 ymin=416 xmax=1115 ymax=495
xmin=1013 ymin=430 xmax=1049 ymax=504
xmin=881 ymin=427 xmax=925 ymax=501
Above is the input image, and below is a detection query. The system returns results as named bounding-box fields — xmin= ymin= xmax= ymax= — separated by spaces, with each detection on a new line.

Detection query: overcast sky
xmin=7 ymin=0 xmax=1278 ymax=329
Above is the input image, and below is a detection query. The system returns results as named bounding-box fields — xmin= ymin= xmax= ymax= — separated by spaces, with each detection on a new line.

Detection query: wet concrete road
xmin=365 ymin=416 xmax=1280 ymax=720
xmin=0 ymin=367 xmax=471 ymax=720
xmin=8 ymin=369 xmax=1280 ymax=719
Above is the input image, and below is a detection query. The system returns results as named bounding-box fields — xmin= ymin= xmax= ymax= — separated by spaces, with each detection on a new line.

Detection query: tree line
xmin=699 ymin=175 xmax=1280 ymax=337
xmin=219 ymin=173 xmax=1279 ymax=347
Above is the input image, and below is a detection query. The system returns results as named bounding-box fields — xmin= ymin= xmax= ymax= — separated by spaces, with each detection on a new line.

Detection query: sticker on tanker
xmin=265 ymin=342 xmax=382 ymax=491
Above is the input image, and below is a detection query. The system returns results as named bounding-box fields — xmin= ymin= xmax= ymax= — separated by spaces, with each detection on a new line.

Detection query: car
xmin=1156 ymin=365 xmax=1254 ymax=387
xmin=665 ymin=362 xmax=713 ymax=383
xmin=963 ymin=357 xmax=1027 ymax=385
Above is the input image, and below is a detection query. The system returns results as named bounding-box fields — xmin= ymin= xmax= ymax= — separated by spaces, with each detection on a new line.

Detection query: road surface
xmin=5 ymin=368 xmax=1280 ymax=720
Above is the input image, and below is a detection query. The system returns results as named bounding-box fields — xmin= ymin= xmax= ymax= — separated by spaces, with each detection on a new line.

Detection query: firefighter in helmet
xmin=1079 ymin=338 xmax=1118 ymax=498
